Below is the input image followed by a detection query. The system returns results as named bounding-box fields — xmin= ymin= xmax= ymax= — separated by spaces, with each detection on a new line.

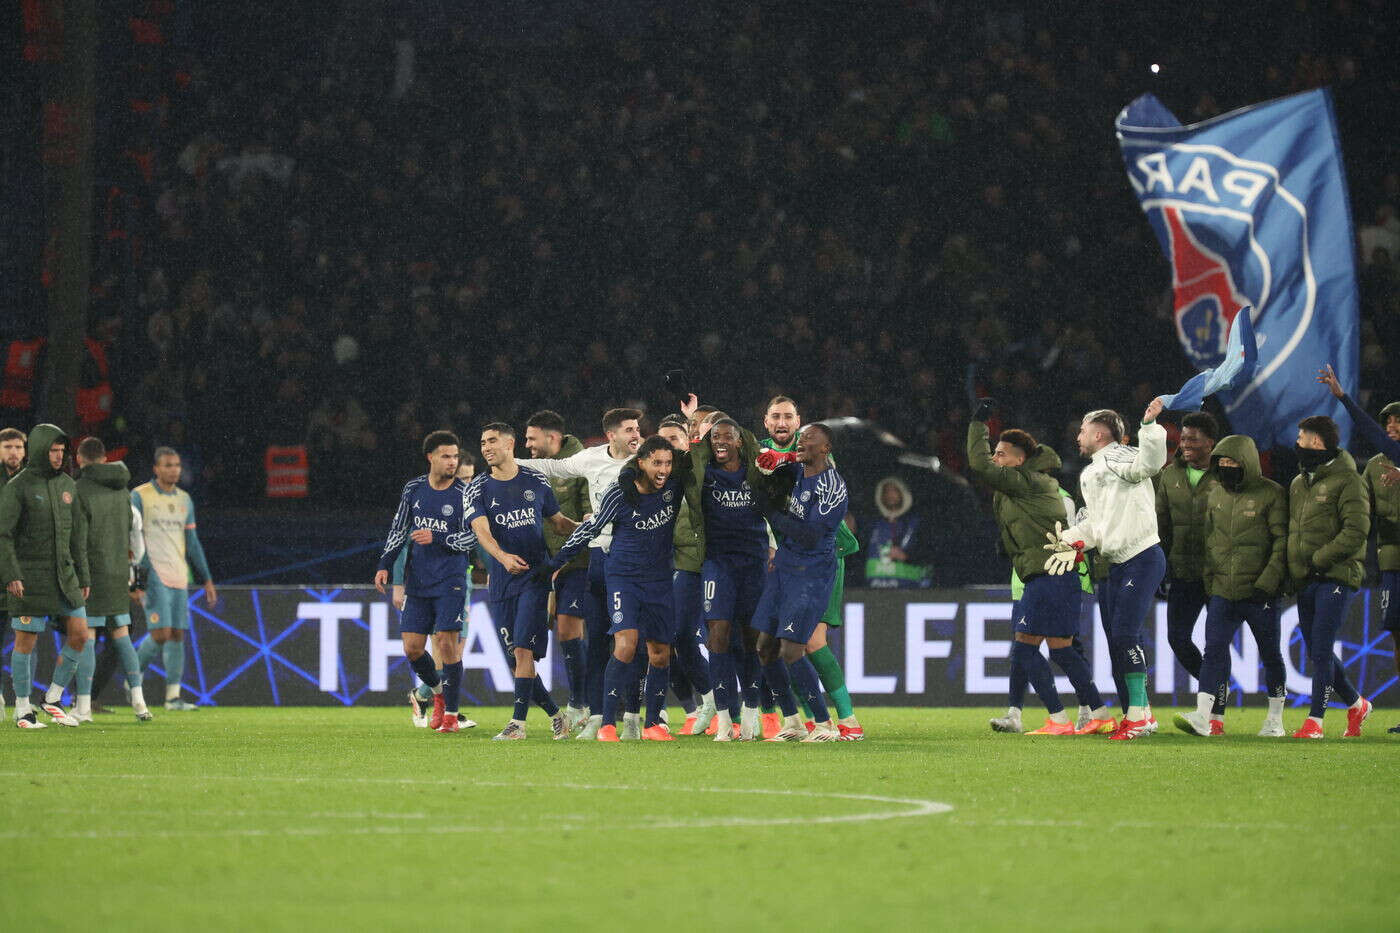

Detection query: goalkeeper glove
xmin=755 ymin=448 xmax=798 ymax=475
xmin=1042 ymin=522 xmax=1084 ymax=575
xmin=973 ymin=397 xmax=996 ymax=422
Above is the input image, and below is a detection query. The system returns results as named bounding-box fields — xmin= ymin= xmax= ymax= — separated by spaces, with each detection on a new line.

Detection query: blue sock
xmin=738 ymin=649 xmax=761 ymax=708
xmin=709 ymin=651 xmax=736 ymax=718
xmin=113 ymin=634 xmax=143 ymax=687
xmin=1049 ymin=645 xmax=1102 ymax=710
xmin=786 ymin=656 xmax=829 ymax=723
xmin=560 ymin=637 xmax=585 ymax=708
xmin=1008 ymin=653 xmax=1027 ymax=709
xmin=77 ymin=639 xmax=95 ymax=696
xmin=408 ymin=654 xmax=440 ymax=690
xmin=53 ymin=645 xmax=81 ymax=691
xmin=669 ymin=662 xmax=696 ymax=713
xmin=624 ymin=655 xmax=645 ymax=714
xmin=512 ymin=676 xmax=531 ymax=722
xmin=10 ymin=650 xmax=33 ymax=702
xmin=675 ymin=637 xmax=710 ymax=695
xmin=532 ymin=676 xmax=559 ymax=716
xmin=441 ymin=661 xmax=462 ymax=714
xmin=585 ymin=629 xmax=609 ymax=714
xmin=644 ymin=664 xmax=669 ymax=727
xmin=161 ymin=640 xmax=186 ymax=694
xmin=762 ymin=660 xmax=799 ymax=716
xmin=601 ymin=656 xmax=629 ymax=726
xmin=136 ymin=636 xmax=159 ymax=670
xmin=1013 ymin=641 xmax=1064 ymax=715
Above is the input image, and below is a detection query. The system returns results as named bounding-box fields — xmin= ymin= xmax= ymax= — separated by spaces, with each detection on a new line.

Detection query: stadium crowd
xmin=43 ymin=0 xmax=1394 ymax=508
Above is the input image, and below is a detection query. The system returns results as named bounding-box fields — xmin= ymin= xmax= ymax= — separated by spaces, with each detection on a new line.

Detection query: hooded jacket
xmin=1155 ymin=450 xmax=1219 ymax=582
xmin=0 ymin=423 xmax=89 ymax=614
xmin=1362 ymin=401 xmax=1400 ymax=572
xmin=1202 ymin=436 xmax=1287 ymax=600
xmin=967 ymin=420 xmax=1067 ymax=583
xmin=866 ymin=477 xmax=930 ymax=588
xmin=76 ymin=460 xmax=134 ymax=616
xmin=1287 ymin=448 xmax=1369 ymax=590
xmin=543 ymin=434 xmax=590 ymax=574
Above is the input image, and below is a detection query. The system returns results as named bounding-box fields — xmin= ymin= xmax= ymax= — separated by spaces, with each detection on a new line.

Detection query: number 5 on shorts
xmin=613 ymin=592 xmax=622 ymax=611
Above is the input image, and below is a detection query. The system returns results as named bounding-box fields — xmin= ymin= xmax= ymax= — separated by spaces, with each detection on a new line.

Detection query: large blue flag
xmin=1116 ymin=89 xmax=1360 ymax=447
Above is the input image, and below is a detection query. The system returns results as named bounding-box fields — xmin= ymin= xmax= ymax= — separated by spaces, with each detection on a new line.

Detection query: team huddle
xmin=374 ymin=396 xmax=865 ymax=742
xmin=2 ymin=427 xmax=215 ymax=728
xmin=974 ymin=363 xmax=1397 ymax=740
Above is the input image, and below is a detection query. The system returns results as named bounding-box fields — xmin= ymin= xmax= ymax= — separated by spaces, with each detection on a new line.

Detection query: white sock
xmin=165 ymin=685 xmax=180 ymax=701
xmin=1090 ymin=705 xmax=1111 ymax=719
xmin=75 ymin=695 xmax=91 ymax=716
xmin=1127 ymin=705 xmax=1146 ymax=721
xmin=1049 ymin=710 xmax=1070 ymax=725
xmin=699 ymin=691 xmax=715 ymax=710
xmin=783 ymin=713 xmax=802 ymax=729
xmin=1350 ymin=696 xmax=1367 ymax=710
xmin=716 ymin=709 xmax=733 ymax=730
xmin=839 ymin=714 xmax=860 ymax=727
xmin=1266 ymin=696 xmax=1284 ymax=718
xmin=623 ymin=712 xmax=639 ymax=725
xmin=1196 ymin=692 xmax=1214 ymax=717
xmin=16 ymin=697 xmax=33 ymax=717
xmin=1007 ymin=706 xmax=1022 ymax=719
xmin=1209 ymin=712 xmax=1224 ymax=723
xmin=131 ymin=685 xmax=148 ymax=713
xmin=1307 ymin=715 xmax=1324 ymax=726
xmin=1078 ymin=704 xmax=1091 ymax=718
xmin=45 ymin=683 xmax=63 ymax=704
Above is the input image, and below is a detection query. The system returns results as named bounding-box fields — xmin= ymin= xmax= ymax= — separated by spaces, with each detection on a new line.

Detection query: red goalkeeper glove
xmin=755 ymin=448 xmax=798 ymax=475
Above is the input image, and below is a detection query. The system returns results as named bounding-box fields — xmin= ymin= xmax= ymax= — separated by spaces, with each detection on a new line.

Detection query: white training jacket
xmin=518 ymin=445 xmax=629 ymax=552
xmin=1059 ymin=421 xmax=1167 ymax=565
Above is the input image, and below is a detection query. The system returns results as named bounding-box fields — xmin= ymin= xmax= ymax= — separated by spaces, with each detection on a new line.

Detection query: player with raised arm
xmin=374 ymin=431 xmax=476 ymax=733
xmin=751 ymin=423 xmax=847 ymax=742
xmin=523 ymin=410 xmax=593 ymax=732
xmin=656 ymin=414 xmax=717 ymax=736
xmin=545 ymin=435 xmax=695 ymax=742
xmin=1044 ymin=400 xmax=1168 ymax=740
xmin=518 ymin=407 xmax=641 ymax=739
xmin=967 ymin=403 xmax=1114 ymax=736
xmin=44 ymin=438 xmax=150 ymax=721
xmin=131 ymin=447 xmax=216 ymax=710
xmin=1 ymin=424 xmax=88 ymax=728
xmin=467 ymin=423 xmax=578 ymax=741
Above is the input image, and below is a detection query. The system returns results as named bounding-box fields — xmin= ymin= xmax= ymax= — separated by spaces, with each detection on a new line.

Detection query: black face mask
xmin=1217 ymin=465 xmax=1245 ymax=491
xmin=1295 ymin=444 xmax=1332 ymax=472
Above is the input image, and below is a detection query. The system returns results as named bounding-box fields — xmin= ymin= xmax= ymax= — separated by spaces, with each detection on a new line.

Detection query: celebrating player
xmin=1 ymin=424 xmax=88 ymax=729
xmin=44 ymin=438 xmax=150 ymax=721
xmin=1286 ymin=414 xmax=1372 ymax=738
xmin=375 ymin=431 xmax=477 ymax=733
xmin=1045 ymin=401 xmax=1167 ymax=740
xmin=132 ymin=447 xmax=216 ymax=710
xmin=751 ymin=422 xmax=847 ymax=742
xmin=968 ymin=404 xmax=1113 ymax=735
xmin=468 ymin=423 xmax=577 ymax=740
xmin=547 ymin=435 xmax=695 ymax=742
xmin=1176 ymin=434 xmax=1288 ymax=737
xmin=519 ymin=407 xmax=641 ymax=739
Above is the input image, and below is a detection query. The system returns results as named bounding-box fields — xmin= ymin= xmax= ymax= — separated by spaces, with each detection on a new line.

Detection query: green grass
xmin=2 ymin=706 xmax=1396 ymax=932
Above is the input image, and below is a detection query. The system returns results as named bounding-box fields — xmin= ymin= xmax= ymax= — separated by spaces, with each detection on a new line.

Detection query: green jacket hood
xmin=1210 ymin=435 xmax=1261 ymax=482
xmin=25 ymin=423 xmax=67 ymax=476
xmin=1026 ymin=444 xmax=1062 ymax=475
xmin=79 ymin=461 xmax=131 ymax=490
xmin=875 ymin=476 xmax=912 ymax=519
xmin=556 ymin=434 xmax=585 ymax=458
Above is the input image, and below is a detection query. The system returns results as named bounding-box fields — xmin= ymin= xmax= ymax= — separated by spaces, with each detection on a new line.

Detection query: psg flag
xmin=1116 ymin=89 xmax=1360 ymax=447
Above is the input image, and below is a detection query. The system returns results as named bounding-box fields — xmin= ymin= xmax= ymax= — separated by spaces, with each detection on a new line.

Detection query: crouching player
xmin=1175 ymin=435 xmax=1288 ymax=737
xmin=967 ymin=407 xmax=1113 ymax=735
xmin=752 ymin=423 xmax=846 ymax=742
xmin=545 ymin=436 xmax=696 ymax=742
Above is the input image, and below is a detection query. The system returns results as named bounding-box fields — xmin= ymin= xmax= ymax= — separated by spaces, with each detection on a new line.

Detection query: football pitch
xmin=2 ymin=707 xmax=1395 ymax=932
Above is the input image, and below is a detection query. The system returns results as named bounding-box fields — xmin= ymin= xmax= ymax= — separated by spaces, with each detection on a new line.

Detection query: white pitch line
xmin=0 ymin=771 xmax=953 ymax=836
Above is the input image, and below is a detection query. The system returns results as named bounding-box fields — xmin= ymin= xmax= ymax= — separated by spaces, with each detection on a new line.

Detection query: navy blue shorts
xmin=554 ymin=568 xmax=590 ymax=619
xmin=489 ymin=583 xmax=551 ymax=659
xmin=401 ymin=590 xmax=467 ymax=635
xmin=609 ymin=577 xmax=674 ymax=643
xmin=672 ymin=570 xmax=706 ymax=647
xmin=702 ymin=555 xmax=766 ymax=624
xmin=754 ymin=563 xmax=834 ymax=644
xmin=1018 ymin=572 xmax=1082 ymax=638
xmin=1381 ymin=571 xmax=1400 ymax=634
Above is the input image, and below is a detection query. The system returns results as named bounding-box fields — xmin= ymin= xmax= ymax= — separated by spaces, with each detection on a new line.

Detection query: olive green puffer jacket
xmin=0 ymin=423 xmax=90 ymax=614
xmin=75 ymin=460 xmax=134 ymax=616
xmin=1155 ymin=452 xmax=1218 ymax=582
xmin=1362 ymin=402 xmax=1400 ymax=572
xmin=1287 ymin=448 xmax=1369 ymax=590
xmin=967 ymin=420 xmax=1067 ymax=583
xmin=1202 ymin=435 xmax=1287 ymax=600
